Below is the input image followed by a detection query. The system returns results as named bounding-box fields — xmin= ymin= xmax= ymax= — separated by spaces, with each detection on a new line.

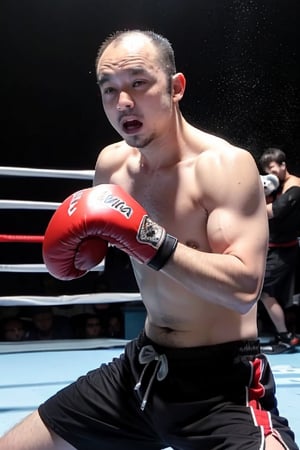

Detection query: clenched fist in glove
xmin=260 ymin=174 xmax=280 ymax=197
xmin=43 ymin=184 xmax=178 ymax=280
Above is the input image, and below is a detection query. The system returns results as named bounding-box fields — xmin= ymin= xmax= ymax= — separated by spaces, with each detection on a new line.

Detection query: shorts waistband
xmin=134 ymin=332 xmax=260 ymax=411
xmin=136 ymin=331 xmax=260 ymax=359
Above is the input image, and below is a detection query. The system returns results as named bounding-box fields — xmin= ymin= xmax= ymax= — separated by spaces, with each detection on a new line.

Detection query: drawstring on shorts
xmin=134 ymin=345 xmax=168 ymax=411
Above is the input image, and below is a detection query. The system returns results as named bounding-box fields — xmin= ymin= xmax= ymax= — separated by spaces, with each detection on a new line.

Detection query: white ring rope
xmin=0 ymin=264 xmax=49 ymax=273
xmin=0 ymin=262 xmax=105 ymax=273
xmin=0 ymin=292 xmax=142 ymax=307
xmin=0 ymin=200 xmax=60 ymax=210
xmin=0 ymin=166 xmax=141 ymax=307
xmin=0 ymin=166 xmax=94 ymax=180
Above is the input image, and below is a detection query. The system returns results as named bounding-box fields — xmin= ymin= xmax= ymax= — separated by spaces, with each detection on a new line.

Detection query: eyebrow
xmin=97 ymin=67 xmax=149 ymax=87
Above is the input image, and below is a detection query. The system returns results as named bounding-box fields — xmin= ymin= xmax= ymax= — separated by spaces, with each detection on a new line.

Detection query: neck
xmin=284 ymin=170 xmax=291 ymax=182
xmin=138 ymin=111 xmax=188 ymax=171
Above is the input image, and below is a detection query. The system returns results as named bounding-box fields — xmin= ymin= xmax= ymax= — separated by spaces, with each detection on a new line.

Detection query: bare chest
xmin=116 ymin=166 xmax=209 ymax=250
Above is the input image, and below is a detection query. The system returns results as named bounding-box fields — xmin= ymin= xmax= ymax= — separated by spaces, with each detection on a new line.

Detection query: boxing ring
xmin=0 ymin=166 xmax=299 ymax=444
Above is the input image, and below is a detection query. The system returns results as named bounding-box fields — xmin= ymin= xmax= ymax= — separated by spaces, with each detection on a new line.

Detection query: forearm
xmin=161 ymin=242 xmax=261 ymax=314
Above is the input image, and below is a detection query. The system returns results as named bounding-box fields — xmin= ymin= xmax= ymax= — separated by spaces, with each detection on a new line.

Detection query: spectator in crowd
xmin=82 ymin=314 xmax=106 ymax=339
xmin=77 ymin=314 xmax=105 ymax=339
xmin=1 ymin=316 xmax=28 ymax=341
xmin=106 ymin=312 xmax=124 ymax=338
xmin=259 ymin=147 xmax=300 ymax=351
xmin=27 ymin=307 xmax=73 ymax=340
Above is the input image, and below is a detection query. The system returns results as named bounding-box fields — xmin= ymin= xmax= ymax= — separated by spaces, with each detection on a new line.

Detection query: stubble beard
xmin=124 ymin=132 xmax=156 ymax=149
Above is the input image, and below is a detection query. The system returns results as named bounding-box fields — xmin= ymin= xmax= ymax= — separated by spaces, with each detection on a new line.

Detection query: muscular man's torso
xmin=95 ymin=132 xmax=259 ymax=347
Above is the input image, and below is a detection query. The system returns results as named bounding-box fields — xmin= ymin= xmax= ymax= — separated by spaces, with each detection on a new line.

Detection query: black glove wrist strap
xmin=147 ymin=234 xmax=178 ymax=271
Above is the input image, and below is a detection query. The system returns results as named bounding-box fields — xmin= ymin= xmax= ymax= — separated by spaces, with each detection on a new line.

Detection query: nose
xmin=116 ymin=91 xmax=134 ymax=111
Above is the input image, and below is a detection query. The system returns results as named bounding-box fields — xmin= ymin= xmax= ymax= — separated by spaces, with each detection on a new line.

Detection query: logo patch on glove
xmin=137 ymin=216 xmax=166 ymax=248
xmin=102 ymin=192 xmax=132 ymax=218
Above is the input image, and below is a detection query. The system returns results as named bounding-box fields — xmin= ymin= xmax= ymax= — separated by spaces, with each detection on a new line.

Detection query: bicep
xmin=201 ymin=149 xmax=268 ymax=263
xmin=205 ymin=166 xmax=268 ymax=267
xmin=207 ymin=204 xmax=268 ymax=263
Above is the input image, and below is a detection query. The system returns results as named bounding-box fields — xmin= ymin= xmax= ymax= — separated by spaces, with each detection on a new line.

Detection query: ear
xmin=172 ymin=72 xmax=186 ymax=102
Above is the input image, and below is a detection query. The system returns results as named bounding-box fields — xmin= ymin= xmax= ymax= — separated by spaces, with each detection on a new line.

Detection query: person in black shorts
xmin=0 ymin=31 xmax=298 ymax=450
xmin=259 ymin=148 xmax=300 ymax=351
xmin=34 ymin=333 xmax=294 ymax=450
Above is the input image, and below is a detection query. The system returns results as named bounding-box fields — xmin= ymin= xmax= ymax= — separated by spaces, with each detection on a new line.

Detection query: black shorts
xmin=38 ymin=333 xmax=298 ymax=450
xmin=263 ymin=245 xmax=298 ymax=307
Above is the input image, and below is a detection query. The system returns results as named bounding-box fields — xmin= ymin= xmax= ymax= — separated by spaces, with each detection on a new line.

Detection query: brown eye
xmin=132 ymin=80 xmax=145 ymax=88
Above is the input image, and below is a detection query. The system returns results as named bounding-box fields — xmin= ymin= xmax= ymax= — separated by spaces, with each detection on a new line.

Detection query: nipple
xmin=186 ymin=240 xmax=199 ymax=249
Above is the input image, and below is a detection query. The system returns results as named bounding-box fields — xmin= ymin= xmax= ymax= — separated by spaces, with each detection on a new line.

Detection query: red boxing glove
xmin=43 ymin=184 xmax=178 ymax=280
xmin=43 ymin=190 xmax=108 ymax=280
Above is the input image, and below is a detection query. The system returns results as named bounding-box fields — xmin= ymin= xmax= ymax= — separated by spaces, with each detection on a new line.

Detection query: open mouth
xmin=122 ymin=119 xmax=143 ymax=134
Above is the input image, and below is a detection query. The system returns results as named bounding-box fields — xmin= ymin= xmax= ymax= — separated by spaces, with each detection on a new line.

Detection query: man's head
xmin=32 ymin=307 xmax=54 ymax=333
xmin=95 ymin=29 xmax=185 ymax=148
xmin=84 ymin=314 xmax=103 ymax=338
xmin=96 ymin=30 xmax=177 ymax=82
xmin=259 ymin=147 xmax=287 ymax=181
xmin=3 ymin=317 xmax=25 ymax=341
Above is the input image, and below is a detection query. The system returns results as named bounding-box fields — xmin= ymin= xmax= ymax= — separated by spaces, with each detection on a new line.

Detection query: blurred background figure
xmin=27 ymin=307 xmax=73 ymax=340
xmin=1 ymin=316 xmax=28 ymax=341
xmin=70 ymin=305 xmax=126 ymax=339
xmin=83 ymin=314 xmax=105 ymax=339
xmin=107 ymin=312 xmax=124 ymax=339
xmin=259 ymin=147 xmax=300 ymax=352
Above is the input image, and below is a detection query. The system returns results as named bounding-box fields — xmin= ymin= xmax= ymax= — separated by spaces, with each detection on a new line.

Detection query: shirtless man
xmin=0 ymin=30 xmax=297 ymax=450
xmin=260 ymin=148 xmax=300 ymax=350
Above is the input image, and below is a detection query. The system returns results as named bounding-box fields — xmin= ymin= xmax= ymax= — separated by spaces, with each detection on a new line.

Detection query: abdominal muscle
xmin=133 ymin=263 xmax=259 ymax=348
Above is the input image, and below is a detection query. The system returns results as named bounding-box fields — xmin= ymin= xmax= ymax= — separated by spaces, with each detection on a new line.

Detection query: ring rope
xmin=0 ymin=166 xmax=94 ymax=180
xmin=0 ymin=292 xmax=142 ymax=306
xmin=0 ymin=262 xmax=105 ymax=273
xmin=0 ymin=234 xmax=44 ymax=243
xmin=0 ymin=200 xmax=60 ymax=210
xmin=0 ymin=166 xmax=141 ymax=308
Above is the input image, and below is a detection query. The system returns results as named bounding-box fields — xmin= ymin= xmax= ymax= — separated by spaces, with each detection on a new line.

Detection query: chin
xmin=125 ymin=133 xmax=155 ymax=149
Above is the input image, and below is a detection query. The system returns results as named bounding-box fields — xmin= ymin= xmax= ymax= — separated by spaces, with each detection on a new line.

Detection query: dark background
xmin=0 ymin=0 xmax=299 ymax=294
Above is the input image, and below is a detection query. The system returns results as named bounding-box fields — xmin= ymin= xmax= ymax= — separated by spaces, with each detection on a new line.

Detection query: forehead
xmin=268 ymin=161 xmax=281 ymax=168
xmin=97 ymin=34 xmax=160 ymax=75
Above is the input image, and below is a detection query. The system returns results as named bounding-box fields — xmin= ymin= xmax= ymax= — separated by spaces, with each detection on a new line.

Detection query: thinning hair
xmin=95 ymin=29 xmax=177 ymax=78
xmin=259 ymin=147 xmax=286 ymax=171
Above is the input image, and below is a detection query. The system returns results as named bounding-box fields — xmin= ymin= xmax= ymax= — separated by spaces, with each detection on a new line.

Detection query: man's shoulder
xmin=283 ymin=175 xmax=300 ymax=192
xmin=94 ymin=141 xmax=137 ymax=185
xmin=283 ymin=185 xmax=300 ymax=200
xmin=195 ymin=134 xmax=251 ymax=166
xmin=194 ymin=139 xmax=257 ymax=198
xmin=290 ymin=175 xmax=300 ymax=187
xmin=96 ymin=141 xmax=136 ymax=164
xmin=100 ymin=140 xmax=132 ymax=154
xmin=190 ymin=126 xmax=247 ymax=154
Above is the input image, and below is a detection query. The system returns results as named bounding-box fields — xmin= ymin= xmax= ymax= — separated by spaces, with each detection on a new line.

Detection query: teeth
xmin=124 ymin=120 xmax=140 ymax=130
